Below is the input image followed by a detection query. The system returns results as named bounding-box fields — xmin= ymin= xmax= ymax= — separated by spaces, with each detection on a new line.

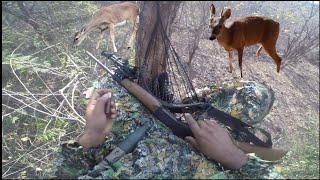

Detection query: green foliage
xmin=282 ymin=143 xmax=319 ymax=179
xmin=34 ymin=119 xmax=68 ymax=143
xmin=75 ymin=1 xmax=99 ymax=14
xmin=281 ymin=113 xmax=319 ymax=179
xmin=113 ymin=161 xmax=122 ymax=169
xmin=102 ymin=168 xmax=114 ymax=178
xmin=208 ymin=171 xmax=225 ymax=179
xmin=112 ymin=121 xmax=123 ymax=134
xmin=2 ymin=27 xmax=30 ymax=50
xmin=36 ymin=128 xmax=65 ymax=143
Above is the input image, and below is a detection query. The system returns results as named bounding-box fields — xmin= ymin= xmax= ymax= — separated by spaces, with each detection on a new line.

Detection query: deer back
xmin=92 ymin=2 xmax=139 ymax=25
xmin=226 ymin=16 xmax=280 ymax=48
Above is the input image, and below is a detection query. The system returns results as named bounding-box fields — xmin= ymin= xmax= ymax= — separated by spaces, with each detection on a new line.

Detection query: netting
xmin=137 ymin=2 xmax=199 ymax=104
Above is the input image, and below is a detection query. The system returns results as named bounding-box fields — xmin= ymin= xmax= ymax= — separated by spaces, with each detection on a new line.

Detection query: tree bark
xmin=135 ymin=1 xmax=181 ymax=87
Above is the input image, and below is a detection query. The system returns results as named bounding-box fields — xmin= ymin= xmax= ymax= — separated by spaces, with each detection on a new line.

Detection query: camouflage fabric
xmin=53 ymin=140 xmax=114 ymax=178
xmin=51 ymin=77 xmax=283 ymax=179
xmin=206 ymin=81 xmax=275 ymax=125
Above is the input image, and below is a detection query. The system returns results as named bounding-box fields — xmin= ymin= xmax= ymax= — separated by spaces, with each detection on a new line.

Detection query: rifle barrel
xmin=86 ymin=51 xmax=115 ymax=76
xmin=101 ymin=51 xmax=124 ymax=67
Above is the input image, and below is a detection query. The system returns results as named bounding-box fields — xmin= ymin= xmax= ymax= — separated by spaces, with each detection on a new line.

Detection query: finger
xmin=204 ymin=120 xmax=216 ymax=127
xmin=96 ymin=89 xmax=112 ymax=98
xmin=110 ymin=114 xmax=117 ymax=119
xmin=110 ymin=100 xmax=117 ymax=119
xmin=205 ymin=120 xmax=220 ymax=129
xmin=185 ymin=136 xmax=199 ymax=148
xmin=106 ymin=100 xmax=116 ymax=114
xmin=88 ymin=89 xmax=111 ymax=106
xmin=198 ymin=120 xmax=209 ymax=129
xmin=95 ymin=93 xmax=111 ymax=114
xmin=107 ymin=108 xmax=117 ymax=119
xmin=110 ymin=100 xmax=116 ymax=110
xmin=105 ymin=92 xmax=112 ymax=113
xmin=184 ymin=113 xmax=200 ymax=136
xmin=110 ymin=108 xmax=117 ymax=114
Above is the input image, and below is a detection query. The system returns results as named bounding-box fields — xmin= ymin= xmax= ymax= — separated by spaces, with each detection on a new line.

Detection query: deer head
xmin=73 ymin=27 xmax=87 ymax=47
xmin=209 ymin=4 xmax=231 ymax=40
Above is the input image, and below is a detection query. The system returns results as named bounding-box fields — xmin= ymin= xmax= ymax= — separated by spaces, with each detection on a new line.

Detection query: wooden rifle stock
xmin=121 ymin=79 xmax=161 ymax=112
xmin=86 ymin=51 xmax=288 ymax=161
xmin=121 ymin=79 xmax=193 ymax=138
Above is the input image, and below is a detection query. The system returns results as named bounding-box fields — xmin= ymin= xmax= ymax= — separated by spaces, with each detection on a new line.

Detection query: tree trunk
xmin=135 ymin=1 xmax=181 ymax=87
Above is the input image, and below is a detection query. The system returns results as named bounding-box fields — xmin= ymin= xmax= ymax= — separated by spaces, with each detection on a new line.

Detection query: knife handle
xmin=118 ymin=122 xmax=152 ymax=153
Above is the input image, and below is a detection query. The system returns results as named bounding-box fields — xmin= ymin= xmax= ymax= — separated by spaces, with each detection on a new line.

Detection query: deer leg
xmin=228 ymin=50 xmax=233 ymax=73
xmin=109 ymin=24 xmax=117 ymax=52
xmin=262 ymin=43 xmax=282 ymax=73
xmin=237 ymin=48 xmax=244 ymax=78
xmin=96 ymin=29 xmax=106 ymax=50
xmin=128 ymin=17 xmax=137 ymax=49
xmin=256 ymin=45 xmax=263 ymax=57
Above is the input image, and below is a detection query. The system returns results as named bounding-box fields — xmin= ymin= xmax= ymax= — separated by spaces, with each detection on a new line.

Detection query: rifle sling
xmin=160 ymin=100 xmax=272 ymax=147
xmin=155 ymin=103 xmax=272 ymax=148
xmin=154 ymin=106 xmax=193 ymax=138
xmin=207 ymin=106 xmax=272 ymax=147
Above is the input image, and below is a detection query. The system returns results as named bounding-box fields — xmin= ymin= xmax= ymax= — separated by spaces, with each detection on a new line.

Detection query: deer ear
xmin=223 ymin=9 xmax=231 ymax=19
xmin=74 ymin=32 xmax=79 ymax=37
xmin=210 ymin=4 xmax=216 ymax=15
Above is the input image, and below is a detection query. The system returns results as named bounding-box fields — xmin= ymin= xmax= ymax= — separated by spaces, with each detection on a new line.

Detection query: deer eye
xmin=75 ymin=38 xmax=78 ymax=40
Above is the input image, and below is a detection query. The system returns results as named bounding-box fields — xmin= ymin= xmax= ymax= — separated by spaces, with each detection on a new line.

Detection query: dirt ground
xmin=171 ymin=31 xmax=319 ymax=150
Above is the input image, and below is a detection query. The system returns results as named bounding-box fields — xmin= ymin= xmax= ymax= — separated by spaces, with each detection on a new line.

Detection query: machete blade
xmin=236 ymin=141 xmax=289 ymax=161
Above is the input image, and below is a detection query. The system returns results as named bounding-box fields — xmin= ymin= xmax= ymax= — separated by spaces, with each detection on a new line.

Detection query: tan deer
xmin=73 ymin=2 xmax=139 ymax=52
xmin=209 ymin=4 xmax=282 ymax=77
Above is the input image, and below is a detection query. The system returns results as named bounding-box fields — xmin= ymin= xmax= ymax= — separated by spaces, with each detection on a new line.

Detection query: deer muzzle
xmin=209 ymin=35 xmax=216 ymax=40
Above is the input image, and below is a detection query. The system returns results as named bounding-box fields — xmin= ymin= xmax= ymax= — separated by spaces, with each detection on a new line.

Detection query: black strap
xmin=158 ymin=100 xmax=273 ymax=148
xmin=206 ymin=106 xmax=273 ymax=147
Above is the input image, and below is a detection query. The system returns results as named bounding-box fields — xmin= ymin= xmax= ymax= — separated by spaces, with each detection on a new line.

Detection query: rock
xmin=207 ymin=80 xmax=275 ymax=125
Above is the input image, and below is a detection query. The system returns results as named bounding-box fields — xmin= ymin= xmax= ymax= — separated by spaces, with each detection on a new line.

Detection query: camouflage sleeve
xmin=52 ymin=139 xmax=114 ymax=179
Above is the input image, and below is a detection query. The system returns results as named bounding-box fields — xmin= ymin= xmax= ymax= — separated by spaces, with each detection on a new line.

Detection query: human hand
xmin=184 ymin=113 xmax=248 ymax=170
xmin=79 ymin=89 xmax=117 ymax=148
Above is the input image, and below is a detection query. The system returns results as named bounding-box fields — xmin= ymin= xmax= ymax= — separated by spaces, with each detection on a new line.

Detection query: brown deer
xmin=73 ymin=2 xmax=139 ymax=52
xmin=209 ymin=4 xmax=282 ymax=77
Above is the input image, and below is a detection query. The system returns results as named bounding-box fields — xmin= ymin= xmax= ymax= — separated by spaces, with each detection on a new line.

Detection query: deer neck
xmin=217 ymin=25 xmax=231 ymax=50
xmin=83 ymin=18 xmax=101 ymax=35
xmin=83 ymin=24 xmax=95 ymax=34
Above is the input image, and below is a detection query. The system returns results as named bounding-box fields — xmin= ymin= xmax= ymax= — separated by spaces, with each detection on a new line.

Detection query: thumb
xmin=185 ymin=136 xmax=199 ymax=148
xmin=95 ymin=93 xmax=111 ymax=114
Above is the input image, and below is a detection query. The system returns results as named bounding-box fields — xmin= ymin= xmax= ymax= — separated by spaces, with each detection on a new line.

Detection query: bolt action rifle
xmin=86 ymin=51 xmax=288 ymax=161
